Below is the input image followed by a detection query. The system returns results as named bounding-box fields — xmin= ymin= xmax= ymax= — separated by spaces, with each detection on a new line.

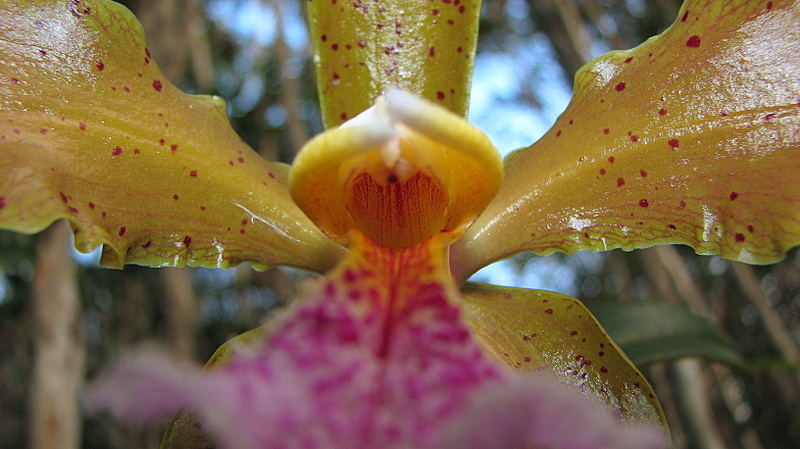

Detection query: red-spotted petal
xmin=452 ymin=0 xmax=800 ymax=281
xmin=0 ymin=0 xmax=343 ymax=272
xmin=308 ymin=0 xmax=481 ymax=126
xmin=461 ymin=283 xmax=666 ymax=428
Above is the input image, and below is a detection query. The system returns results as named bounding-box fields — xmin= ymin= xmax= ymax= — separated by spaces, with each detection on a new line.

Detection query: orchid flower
xmin=1 ymin=0 xmax=799 ymax=448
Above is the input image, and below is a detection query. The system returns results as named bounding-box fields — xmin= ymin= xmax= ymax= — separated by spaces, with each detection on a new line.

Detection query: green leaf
xmin=452 ymin=0 xmax=800 ymax=281
xmin=460 ymin=282 xmax=667 ymax=428
xmin=588 ymin=301 xmax=747 ymax=370
xmin=0 ymin=0 xmax=344 ymax=272
xmin=307 ymin=0 xmax=481 ymax=127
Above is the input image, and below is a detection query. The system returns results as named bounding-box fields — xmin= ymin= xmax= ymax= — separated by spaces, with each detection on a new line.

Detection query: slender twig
xmin=731 ymin=262 xmax=800 ymax=368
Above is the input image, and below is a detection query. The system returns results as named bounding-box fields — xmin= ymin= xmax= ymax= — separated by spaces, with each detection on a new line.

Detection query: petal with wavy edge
xmin=307 ymin=0 xmax=481 ymax=127
xmin=452 ymin=0 xmax=800 ymax=281
xmin=88 ymin=230 xmax=665 ymax=449
xmin=0 ymin=0 xmax=343 ymax=272
xmin=461 ymin=282 xmax=666 ymax=428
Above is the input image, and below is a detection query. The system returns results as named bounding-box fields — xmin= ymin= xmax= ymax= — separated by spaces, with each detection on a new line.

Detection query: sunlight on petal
xmin=0 ymin=0 xmax=344 ymax=272
xmin=452 ymin=0 xmax=800 ymax=281
xmin=308 ymin=0 xmax=482 ymax=127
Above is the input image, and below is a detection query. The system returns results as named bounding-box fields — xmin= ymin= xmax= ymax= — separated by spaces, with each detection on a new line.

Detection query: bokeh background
xmin=1 ymin=0 xmax=799 ymax=448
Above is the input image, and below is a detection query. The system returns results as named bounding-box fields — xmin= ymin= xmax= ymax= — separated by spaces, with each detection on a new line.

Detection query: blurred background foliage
xmin=1 ymin=0 xmax=799 ymax=448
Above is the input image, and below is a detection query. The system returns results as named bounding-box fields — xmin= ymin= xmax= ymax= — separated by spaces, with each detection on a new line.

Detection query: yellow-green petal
xmin=0 ymin=0 xmax=344 ymax=272
xmin=452 ymin=0 xmax=800 ymax=281
xmin=461 ymin=282 xmax=666 ymax=428
xmin=307 ymin=0 xmax=481 ymax=127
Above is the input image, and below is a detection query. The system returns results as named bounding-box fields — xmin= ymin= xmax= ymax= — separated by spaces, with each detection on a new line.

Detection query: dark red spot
xmin=764 ymin=113 xmax=777 ymax=121
xmin=170 ymin=144 xmax=178 ymax=153
xmin=237 ymin=157 xmax=245 ymax=163
xmin=735 ymin=233 xmax=746 ymax=243
xmin=599 ymin=169 xmax=606 ymax=175
xmin=522 ymin=335 xmax=530 ymax=341
xmin=436 ymin=91 xmax=445 ymax=100
xmin=459 ymin=5 xmax=465 ymax=13
xmin=457 ymin=46 xmax=463 ymax=53
xmin=639 ymin=199 xmax=649 ymax=207
xmin=615 ymin=82 xmax=626 ymax=91
xmin=173 ymin=194 xmax=179 ymax=201
xmin=630 ymin=135 xmax=639 ymax=142
xmin=331 ymin=43 xmax=339 ymax=51
xmin=432 ymin=8 xmax=439 ymax=15
xmin=183 ymin=235 xmax=192 ymax=247
xmin=428 ymin=46 xmax=435 ymax=57
xmin=616 ymin=177 xmax=625 ymax=187
xmin=340 ymin=112 xmax=348 ymax=121
xmin=603 ymin=128 xmax=610 ymax=134
xmin=668 ymin=139 xmax=680 ymax=149
xmin=748 ymin=225 xmax=754 ymax=233
xmin=681 ymin=11 xmax=689 ymax=22
xmin=228 ymin=160 xmax=235 ymax=166
xmin=118 ymin=226 xmax=126 ymax=236
xmin=358 ymin=40 xmax=366 ymax=48
xmin=79 ymin=122 xmax=87 ymax=130
xmin=555 ymin=129 xmax=562 ymax=137
xmin=600 ymin=367 xmax=608 ymax=373
xmin=321 ymin=34 xmax=327 ymax=42
xmin=200 ymin=206 xmax=206 ymax=211
xmin=95 ymin=60 xmax=104 ymax=71
xmin=88 ymin=202 xmax=95 ymax=209
xmin=679 ymin=200 xmax=687 ymax=207
xmin=658 ymin=108 xmax=667 ymax=116
xmin=544 ymin=309 xmax=553 ymax=314
xmin=686 ymin=35 xmax=701 ymax=48
xmin=640 ymin=169 xmax=648 ymax=177
xmin=729 ymin=191 xmax=738 ymax=200
xmin=624 ymin=57 xmax=633 ymax=63
xmin=447 ymin=19 xmax=454 ymax=25
xmin=0 ymin=197 xmax=5 ymax=209
xmin=570 ymin=330 xmax=578 ymax=336
xmin=608 ymin=156 xmax=615 ymax=163
xmin=10 ymin=78 xmax=19 ymax=84
xmin=59 ymin=192 xmax=69 ymax=203
xmin=766 ymin=1 xmax=773 ymax=10
xmin=152 ymin=79 xmax=163 ymax=91
xmin=142 ymin=240 xmax=152 ymax=249
xmin=189 ymin=170 xmax=197 ymax=178
xmin=40 ymin=128 xmax=48 ymax=135
xmin=668 ymin=224 xmax=677 ymax=230
xmin=111 ymin=146 xmax=122 ymax=156
xmin=134 ymin=148 xmax=140 ymax=154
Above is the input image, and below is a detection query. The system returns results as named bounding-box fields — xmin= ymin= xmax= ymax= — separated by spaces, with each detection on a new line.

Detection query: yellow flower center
xmin=289 ymin=89 xmax=502 ymax=248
